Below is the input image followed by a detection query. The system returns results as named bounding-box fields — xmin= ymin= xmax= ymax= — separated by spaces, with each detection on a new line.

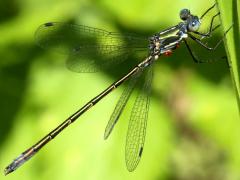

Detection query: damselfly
xmin=4 ymin=3 xmax=232 ymax=175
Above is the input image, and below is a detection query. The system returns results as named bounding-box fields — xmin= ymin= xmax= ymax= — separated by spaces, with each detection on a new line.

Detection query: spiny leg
xmin=193 ymin=13 xmax=221 ymax=38
xmin=188 ymin=24 xmax=233 ymax=51
xmin=200 ymin=3 xmax=217 ymax=19
xmin=184 ymin=39 xmax=227 ymax=64
xmin=184 ymin=39 xmax=202 ymax=63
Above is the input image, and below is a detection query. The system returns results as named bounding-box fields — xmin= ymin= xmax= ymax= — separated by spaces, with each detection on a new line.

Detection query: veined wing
xmin=125 ymin=65 xmax=153 ymax=172
xmin=35 ymin=22 xmax=149 ymax=72
xmin=104 ymin=69 xmax=142 ymax=140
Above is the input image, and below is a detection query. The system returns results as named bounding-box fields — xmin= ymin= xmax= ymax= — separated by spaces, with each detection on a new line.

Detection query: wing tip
xmin=138 ymin=146 xmax=143 ymax=157
xmin=44 ymin=22 xmax=54 ymax=27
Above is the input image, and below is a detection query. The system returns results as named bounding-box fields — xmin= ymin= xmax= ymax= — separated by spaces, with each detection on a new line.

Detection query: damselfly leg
xmin=183 ymin=4 xmax=233 ymax=64
xmin=185 ymin=25 xmax=233 ymax=64
xmin=193 ymin=13 xmax=220 ymax=38
xmin=200 ymin=3 xmax=217 ymax=19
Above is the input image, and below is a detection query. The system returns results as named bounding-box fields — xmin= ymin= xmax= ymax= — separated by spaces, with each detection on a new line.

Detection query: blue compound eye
xmin=188 ymin=17 xmax=201 ymax=31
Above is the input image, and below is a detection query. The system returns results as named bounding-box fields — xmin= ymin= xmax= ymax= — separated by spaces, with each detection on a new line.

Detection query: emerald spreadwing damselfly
xmin=4 ymin=3 xmax=233 ymax=175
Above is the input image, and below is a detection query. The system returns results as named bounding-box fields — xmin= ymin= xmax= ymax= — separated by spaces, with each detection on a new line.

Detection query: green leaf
xmin=217 ymin=0 xmax=240 ymax=114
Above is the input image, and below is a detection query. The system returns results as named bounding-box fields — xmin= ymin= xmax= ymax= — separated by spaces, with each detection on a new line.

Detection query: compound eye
xmin=188 ymin=18 xmax=201 ymax=31
xmin=180 ymin=9 xmax=190 ymax=20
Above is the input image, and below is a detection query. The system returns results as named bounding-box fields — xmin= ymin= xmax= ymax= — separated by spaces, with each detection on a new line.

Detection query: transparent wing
xmin=125 ymin=65 xmax=153 ymax=172
xmin=104 ymin=70 xmax=142 ymax=140
xmin=35 ymin=22 xmax=149 ymax=72
xmin=66 ymin=46 xmax=134 ymax=73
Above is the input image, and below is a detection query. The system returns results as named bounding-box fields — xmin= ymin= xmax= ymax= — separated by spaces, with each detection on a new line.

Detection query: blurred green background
xmin=0 ymin=0 xmax=239 ymax=179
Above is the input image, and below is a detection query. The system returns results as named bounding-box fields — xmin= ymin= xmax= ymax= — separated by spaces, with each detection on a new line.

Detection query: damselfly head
xmin=180 ymin=9 xmax=190 ymax=20
xmin=187 ymin=15 xmax=201 ymax=32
